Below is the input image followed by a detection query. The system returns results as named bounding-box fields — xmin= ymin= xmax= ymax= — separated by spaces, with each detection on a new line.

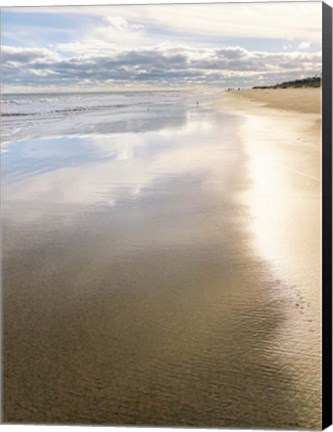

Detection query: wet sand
xmin=223 ymin=88 xmax=322 ymax=428
xmin=3 ymin=91 xmax=321 ymax=428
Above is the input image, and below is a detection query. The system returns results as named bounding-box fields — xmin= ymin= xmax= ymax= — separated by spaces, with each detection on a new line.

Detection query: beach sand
xmin=222 ymin=87 xmax=322 ymax=427
xmin=229 ymin=87 xmax=321 ymax=114
xmin=3 ymin=89 xmax=322 ymax=428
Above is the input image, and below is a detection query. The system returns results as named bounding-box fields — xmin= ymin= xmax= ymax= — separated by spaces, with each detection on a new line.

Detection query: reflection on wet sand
xmin=241 ymin=108 xmax=321 ymax=427
xmin=2 ymin=94 xmax=321 ymax=428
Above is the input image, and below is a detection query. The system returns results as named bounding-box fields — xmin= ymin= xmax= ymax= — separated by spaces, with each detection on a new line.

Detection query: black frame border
xmin=322 ymin=1 xmax=332 ymax=430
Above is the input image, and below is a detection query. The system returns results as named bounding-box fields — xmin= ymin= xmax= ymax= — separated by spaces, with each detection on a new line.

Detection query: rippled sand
xmin=2 ymin=91 xmax=321 ymax=428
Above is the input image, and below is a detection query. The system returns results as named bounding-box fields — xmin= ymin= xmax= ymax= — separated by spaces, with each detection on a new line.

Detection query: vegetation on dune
xmin=253 ymin=76 xmax=321 ymax=89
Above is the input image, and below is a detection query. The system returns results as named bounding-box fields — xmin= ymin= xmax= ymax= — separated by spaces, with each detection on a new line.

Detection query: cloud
xmin=1 ymin=46 xmax=61 ymax=64
xmin=298 ymin=41 xmax=311 ymax=49
xmin=1 ymin=42 xmax=322 ymax=91
xmin=105 ymin=16 xmax=143 ymax=33
xmin=4 ymin=2 xmax=321 ymax=43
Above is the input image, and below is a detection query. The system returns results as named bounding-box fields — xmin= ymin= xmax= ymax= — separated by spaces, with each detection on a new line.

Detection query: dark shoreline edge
xmin=322 ymin=2 xmax=332 ymax=430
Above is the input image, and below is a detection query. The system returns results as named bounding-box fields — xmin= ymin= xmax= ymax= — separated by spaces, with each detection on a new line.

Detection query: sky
xmin=1 ymin=1 xmax=322 ymax=93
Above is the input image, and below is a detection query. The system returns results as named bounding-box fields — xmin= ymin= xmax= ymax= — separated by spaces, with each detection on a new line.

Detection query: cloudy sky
xmin=1 ymin=1 xmax=322 ymax=92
